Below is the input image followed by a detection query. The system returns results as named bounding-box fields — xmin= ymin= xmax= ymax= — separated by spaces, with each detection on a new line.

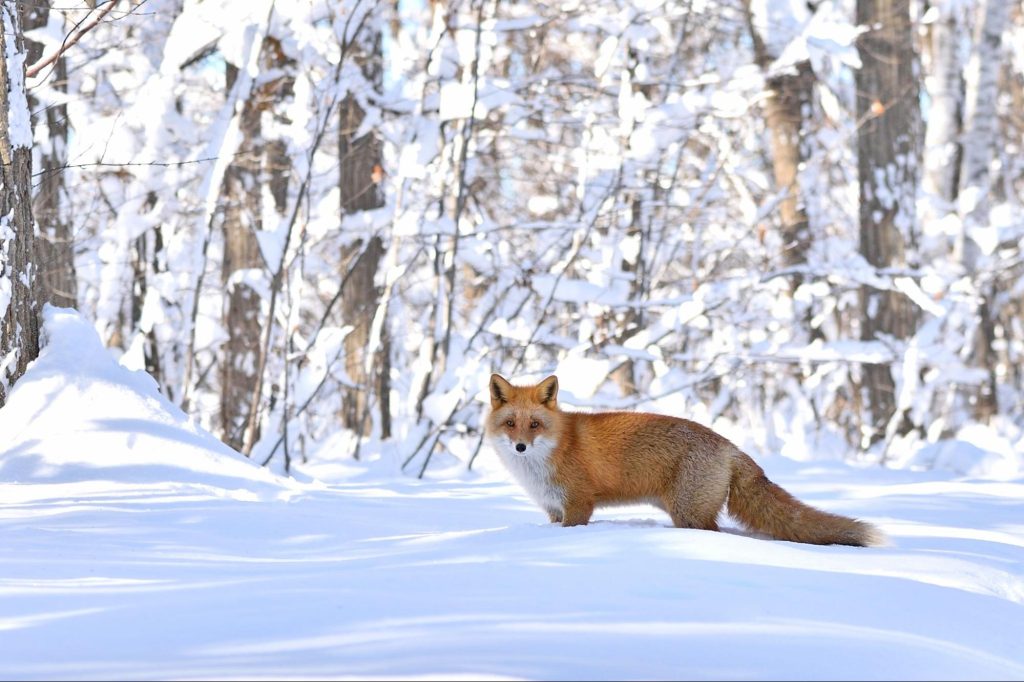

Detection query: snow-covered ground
xmin=2 ymin=308 xmax=1023 ymax=680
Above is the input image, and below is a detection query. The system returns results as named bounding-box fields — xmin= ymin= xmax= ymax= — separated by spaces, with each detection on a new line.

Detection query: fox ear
xmin=489 ymin=374 xmax=512 ymax=408
xmin=537 ymin=375 xmax=558 ymax=406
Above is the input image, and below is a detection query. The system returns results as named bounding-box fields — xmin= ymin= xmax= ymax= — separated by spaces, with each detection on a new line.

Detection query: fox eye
xmin=505 ymin=419 xmax=515 ymax=428
xmin=529 ymin=420 xmax=540 ymax=429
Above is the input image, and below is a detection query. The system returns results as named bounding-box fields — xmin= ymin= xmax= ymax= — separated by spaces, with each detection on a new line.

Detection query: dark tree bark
xmin=854 ymin=0 xmax=921 ymax=443
xmin=132 ymin=223 xmax=165 ymax=391
xmin=22 ymin=0 xmax=76 ymax=309
xmin=744 ymin=4 xmax=815 ymax=295
xmin=0 ymin=2 xmax=40 ymax=406
xmin=759 ymin=63 xmax=815 ymax=285
xmin=219 ymin=61 xmax=265 ymax=451
xmin=339 ymin=23 xmax=389 ymax=438
xmin=339 ymin=235 xmax=386 ymax=436
xmin=220 ymin=39 xmax=294 ymax=452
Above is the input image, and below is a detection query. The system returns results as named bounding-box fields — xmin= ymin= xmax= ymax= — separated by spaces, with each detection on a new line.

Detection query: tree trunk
xmin=957 ymin=0 xmax=1008 ymax=424
xmin=219 ymin=62 xmax=265 ymax=450
xmin=219 ymin=39 xmax=293 ymax=452
xmin=854 ymin=0 xmax=920 ymax=445
xmin=219 ymin=107 xmax=264 ymax=451
xmin=340 ymin=95 xmax=384 ymax=214
xmin=742 ymin=2 xmax=819 ymax=437
xmin=133 ymin=225 xmax=165 ymax=392
xmin=339 ymin=22 xmax=388 ymax=438
xmin=339 ymin=235 xmax=386 ymax=435
xmin=958 ymin=0 xmax=1007 ymax=216
xmin=23 ymin=0 xmax=76 ymax=309
xmin=744 ymin=2 xmax=815 ymax=295
xmin=610 ymin=195 xmax=644 ymax=397
xmin=921 ymin=3 xmax=963 ymax=208
xmin=0 ymin=3 xmax=40 ymax=406
xmin=761 ymin=63 xmax=814 ymax=285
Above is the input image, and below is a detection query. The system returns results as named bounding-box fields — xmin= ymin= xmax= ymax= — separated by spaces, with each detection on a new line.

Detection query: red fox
xmin=485 ymin=373 xmax=886 ymax=547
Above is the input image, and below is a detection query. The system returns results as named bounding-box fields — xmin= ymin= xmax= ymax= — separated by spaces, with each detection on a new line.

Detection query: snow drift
xmin=0 ymin=305 xmax=294 ymax=499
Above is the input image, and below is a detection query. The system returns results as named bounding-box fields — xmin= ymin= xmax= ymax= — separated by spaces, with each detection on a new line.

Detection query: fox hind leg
xmin=665 ymin=464 xmax=729 ymax=532
xmin=665 ymin=498 xmax=720 ymax=531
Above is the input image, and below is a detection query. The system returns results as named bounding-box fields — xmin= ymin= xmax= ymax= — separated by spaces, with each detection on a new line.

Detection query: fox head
xmin=486 ymin=373 xmax=561 ymax=458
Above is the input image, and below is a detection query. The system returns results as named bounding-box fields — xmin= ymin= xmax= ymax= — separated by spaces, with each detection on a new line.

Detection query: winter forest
xmin=2 ymin=0 xmax=1024 ymax=477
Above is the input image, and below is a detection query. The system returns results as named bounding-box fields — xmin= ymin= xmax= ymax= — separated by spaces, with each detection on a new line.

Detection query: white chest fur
xmin=489 ymin=435 xmax=565 ymax=515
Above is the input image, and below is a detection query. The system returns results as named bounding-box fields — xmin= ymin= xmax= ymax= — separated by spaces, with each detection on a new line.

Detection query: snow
xmin=2 ymin=4 xmax=33 ymax=150
xmin=2 ymin=307 xmax=1024 ymax=680
xmin=767 ymin=0 xmax=863 ymax=75
xmin=0 ymin=307 xmax=291 ymax=497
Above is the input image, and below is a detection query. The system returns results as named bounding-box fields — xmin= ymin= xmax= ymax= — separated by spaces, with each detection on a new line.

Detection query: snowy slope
xmin=1 ymin=308 xmax=1023 ymax=681
xmin=0 ymin=307 xmax=296 ymax=500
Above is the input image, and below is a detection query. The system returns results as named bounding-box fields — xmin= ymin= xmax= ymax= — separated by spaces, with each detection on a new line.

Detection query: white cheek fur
xmin=489 ymin=434 xmax=564 ymax=513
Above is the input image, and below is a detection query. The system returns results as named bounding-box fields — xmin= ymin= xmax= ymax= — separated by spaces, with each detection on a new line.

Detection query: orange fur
xmin=485 ymin=373 xmax=886 ymax=547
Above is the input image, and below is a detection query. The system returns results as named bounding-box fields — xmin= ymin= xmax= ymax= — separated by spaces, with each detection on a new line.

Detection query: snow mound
xmin=907 ymin=424 xmax=1022 ymax=480
xmin=0 ymin=306 xmax=295 ymax=498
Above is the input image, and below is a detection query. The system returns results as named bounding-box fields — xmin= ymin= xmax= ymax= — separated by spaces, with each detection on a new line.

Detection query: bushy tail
xmin=726 ymin=452 xmax=887 ymax=547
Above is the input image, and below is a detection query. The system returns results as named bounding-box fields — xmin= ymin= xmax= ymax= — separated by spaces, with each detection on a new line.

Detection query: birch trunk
xmin=957 ymin=0 xmax=1008 ymax=424
xmin=959 ymin=0 xmax=1007 ymax=220
xmin=921 ymin=2 xmax=964 ymax=208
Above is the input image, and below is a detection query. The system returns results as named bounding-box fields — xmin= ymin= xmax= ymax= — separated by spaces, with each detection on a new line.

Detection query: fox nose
xmin=515 ymin=442 xmax=527 ymax=453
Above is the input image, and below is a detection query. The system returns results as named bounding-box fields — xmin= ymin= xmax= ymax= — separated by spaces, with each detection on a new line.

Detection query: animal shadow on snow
xmin=557 ymin=515 xmax=764 ymax=541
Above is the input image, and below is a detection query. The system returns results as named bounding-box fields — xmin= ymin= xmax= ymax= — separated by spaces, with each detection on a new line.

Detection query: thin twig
xmin=29 ymin=153 xmax=252 ymax=177
xmin=26 ymin=0 xmax=121 ymax=79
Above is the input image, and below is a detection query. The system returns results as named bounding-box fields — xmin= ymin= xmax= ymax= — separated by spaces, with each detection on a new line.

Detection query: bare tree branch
xmin=26 ymin=0 xmax=121 ymax=80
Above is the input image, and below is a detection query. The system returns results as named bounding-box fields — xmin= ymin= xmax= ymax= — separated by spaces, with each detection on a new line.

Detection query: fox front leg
xmin=546 ymin=508 xmax=563 ymax=524
xmin=560 ymin=497 xmax=594 ymax=527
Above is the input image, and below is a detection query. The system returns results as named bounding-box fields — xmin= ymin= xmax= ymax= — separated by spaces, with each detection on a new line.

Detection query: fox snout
xmin=503 ymin=437 xmax=545 ymax=459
